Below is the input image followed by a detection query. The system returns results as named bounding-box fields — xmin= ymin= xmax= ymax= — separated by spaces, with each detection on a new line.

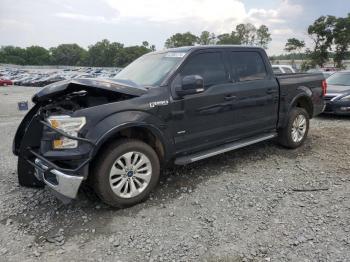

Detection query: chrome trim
xmin=191 ymin=134 xmax=276 ymax=162
xmin=175 ymin=133 xmax=277 ymax=165
xmin=34 ymin=158 xmax=83 ymax=199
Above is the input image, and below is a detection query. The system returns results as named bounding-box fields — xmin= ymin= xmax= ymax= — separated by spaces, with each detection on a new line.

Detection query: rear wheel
xmin=278 ymin=107 xmax=309 ymax=149
xmin=91 ymin=139 xmax=160 ymax=208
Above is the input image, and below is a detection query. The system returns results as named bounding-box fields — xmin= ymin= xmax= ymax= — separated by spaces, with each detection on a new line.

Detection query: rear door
xmin=227 ymin=50 xmax=279 ymax=138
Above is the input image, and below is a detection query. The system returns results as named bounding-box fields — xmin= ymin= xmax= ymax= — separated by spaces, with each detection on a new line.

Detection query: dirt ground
xmin=0 ymin=86 xmax=349 ymax=262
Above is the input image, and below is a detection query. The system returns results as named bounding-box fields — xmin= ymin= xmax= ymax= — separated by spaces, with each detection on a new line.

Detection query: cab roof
xmin=154 ymin=45 xmax=264 ymax=54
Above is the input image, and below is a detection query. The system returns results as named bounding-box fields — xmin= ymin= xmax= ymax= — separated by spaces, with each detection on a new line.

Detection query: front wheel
xmin=91 ymin=139 xmax=160 ymax=208
xmin=278 ymin=107 xmax=310 ymax=149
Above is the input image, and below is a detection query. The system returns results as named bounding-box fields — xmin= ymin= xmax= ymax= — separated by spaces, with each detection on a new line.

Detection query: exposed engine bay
xmin=31 ymin=78 xmax=147 ymax=116
xmin=40 ymin=89 xmax=134 ymax=116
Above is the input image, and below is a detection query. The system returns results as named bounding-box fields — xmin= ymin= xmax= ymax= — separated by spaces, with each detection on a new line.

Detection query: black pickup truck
xmin=13 ymin=46 xmax=325 ymax=207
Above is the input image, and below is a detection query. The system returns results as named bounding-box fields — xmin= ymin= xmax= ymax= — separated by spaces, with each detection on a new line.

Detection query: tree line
xmin=0 ymin=23 xmax=271 ymax=67
xmin=280 ymin=13 xmax=350 ymax=69
xmin=1 ymin=14 xmax=348 ymax=69
xmin=165 ymin=23 xmax=272 ymax=49
xmin=0 ymin=40 xmax=155 ymax=67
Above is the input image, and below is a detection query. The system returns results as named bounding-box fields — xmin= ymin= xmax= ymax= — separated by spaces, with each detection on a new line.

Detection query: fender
xmin=282 ymin=87 xmax=313 ymax=127
xmin=85 ymin=110 xmax=174 ymax=162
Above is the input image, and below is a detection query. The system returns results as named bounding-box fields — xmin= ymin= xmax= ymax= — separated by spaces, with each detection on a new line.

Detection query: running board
xmin=174 ymin=133 xmax=277 ymax=165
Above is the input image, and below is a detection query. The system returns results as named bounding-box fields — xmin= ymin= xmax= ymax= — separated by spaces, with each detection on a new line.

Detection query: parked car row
xmin=324 ymin=70 xmax=350 ymax=115
xmin=0 ymin=78 xmax=13 ymax=86
xmin=0 ymin=67 xmax=122 ymax=87
xmin=271 ymin=65 xmax=296 ymax=74
xmin=306 ymin=68 xmax=337 ymax=79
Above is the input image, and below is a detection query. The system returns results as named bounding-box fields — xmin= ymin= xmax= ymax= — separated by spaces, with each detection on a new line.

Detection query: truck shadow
xmin=3 ymin=138 xmax=313 ymax=245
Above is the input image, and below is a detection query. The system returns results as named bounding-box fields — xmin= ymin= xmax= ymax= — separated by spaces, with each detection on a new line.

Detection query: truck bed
xmin=276 ymin=72 xmax=325 ymax=127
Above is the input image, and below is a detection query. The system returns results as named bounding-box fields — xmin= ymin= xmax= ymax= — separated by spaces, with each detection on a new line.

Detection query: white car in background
xmin=272 ymin=65 xmax=296 ymax=74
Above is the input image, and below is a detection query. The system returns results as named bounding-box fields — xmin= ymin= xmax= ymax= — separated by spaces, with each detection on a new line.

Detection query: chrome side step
xmin=174 ymin=133 xmax=277 ymax=165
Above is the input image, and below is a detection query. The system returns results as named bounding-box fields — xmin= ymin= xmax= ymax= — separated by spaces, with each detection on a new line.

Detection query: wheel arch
xmin=92 ymin=123 xmax=169 ymax=166
xmin=291 ymin=95 xmax=313 ymax=118
xmin=289 ymin=89 xmax=314 ymax=118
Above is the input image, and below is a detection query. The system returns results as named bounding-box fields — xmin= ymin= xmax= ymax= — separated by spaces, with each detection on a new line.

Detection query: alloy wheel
xmin=109 ymin=151 xmax=152 ymax=198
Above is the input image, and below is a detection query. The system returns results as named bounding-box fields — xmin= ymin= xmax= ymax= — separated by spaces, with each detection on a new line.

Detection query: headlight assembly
xmin=47 ymin=116 xmax=86 ymax=149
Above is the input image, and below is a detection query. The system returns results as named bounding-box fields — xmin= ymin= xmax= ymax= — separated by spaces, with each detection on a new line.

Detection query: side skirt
xmin=174 ymin=132 xmax=277 ymax=165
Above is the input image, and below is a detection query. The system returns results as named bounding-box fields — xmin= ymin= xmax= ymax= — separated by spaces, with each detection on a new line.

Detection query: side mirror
xmin=176 ymin=75 xmax=204 ymax=97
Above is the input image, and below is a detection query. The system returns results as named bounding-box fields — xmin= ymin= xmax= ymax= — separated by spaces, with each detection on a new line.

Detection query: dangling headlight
xmin=47 ymin=116 xmax=86 ymax=149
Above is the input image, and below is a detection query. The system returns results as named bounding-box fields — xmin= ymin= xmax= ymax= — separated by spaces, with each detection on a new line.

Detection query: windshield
xmin=327 ymin=72 xmax=350 ymax=86
xmin=115 ymin=52 xmax=186 ymax=87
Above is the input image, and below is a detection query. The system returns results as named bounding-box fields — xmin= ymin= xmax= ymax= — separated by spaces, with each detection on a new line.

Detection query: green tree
xmin=25 ymin=46 xmax=50 ymax=65
xmin=50 ymin=44 xmax=88 ymax=66
xmin=216 ymin=32 xmax=241 ymax=45
xmin=308 ymin=15 xmax=337 ymax=67
xmin=198 ymin=31 xmax=216 ymax=45
xmin=0 ymin=46 xmax=26 ymax=65
xmin=87 ymin=39 xmax=124 ymax=67
xmin=256 ymin=25 xmax=272 ymax=49
xmin=236 ymin=23 xmax=257 ymax=45
xmin=164 ymin=32 xmax=199 ymax=48
xmin=333 ymin=14 xmax=350 ymax=68
xmin=284 ymin=38 xmax=305 ymax=61
xmin=150 ymin=45 xmax=156 ymax=51
xmin=115 ymin=45 xmax=152 ymax=67
xmin=285 ymin=38 xmax=305 ymax=53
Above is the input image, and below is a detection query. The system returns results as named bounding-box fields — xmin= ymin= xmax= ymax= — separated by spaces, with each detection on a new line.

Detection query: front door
xmin=170 ymin=50 xmax=238 ymax=154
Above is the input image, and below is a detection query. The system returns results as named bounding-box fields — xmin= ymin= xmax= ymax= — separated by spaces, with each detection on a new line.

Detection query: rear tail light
xmin=322 ymin=80 xmax=327 ymax=96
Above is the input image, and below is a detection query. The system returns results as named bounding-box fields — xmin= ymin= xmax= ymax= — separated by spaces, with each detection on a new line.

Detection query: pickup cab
xmin=13 ymin=46 xmax=325 ymax=207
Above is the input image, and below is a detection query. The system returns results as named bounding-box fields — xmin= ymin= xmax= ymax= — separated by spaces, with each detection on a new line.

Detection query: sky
xmin=0 ymin=0 xmax=349 ymax=55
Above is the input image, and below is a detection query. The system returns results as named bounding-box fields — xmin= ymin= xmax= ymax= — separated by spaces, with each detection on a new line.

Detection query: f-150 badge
xmin=150 ymin=100 xmax=169 ymax=108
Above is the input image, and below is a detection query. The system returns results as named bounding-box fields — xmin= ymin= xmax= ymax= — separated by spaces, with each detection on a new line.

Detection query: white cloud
xmin=49 ymin=0 xmax=305 ymax=54
xmin=272 ymin=28 xmax=294 ymax=35
xmin=101 ymin=0 xmax=303 ymax=37
xmin=247 ymin=0 xmax=303 ymax=26
xmin=104 ymin=0 xmax=247 ymax=23
xmin=0 ymin=19 xmax=31 ymax=30
xmin=55 ymin=12 xmax=120 ymax=24
xmin=103 ymin=0 xmax=250 ymax=33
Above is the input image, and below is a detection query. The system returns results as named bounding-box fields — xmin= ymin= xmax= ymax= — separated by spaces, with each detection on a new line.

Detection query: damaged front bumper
xmin=16 ymin=114 xmax=96 ymax=201
xmin=34 ymin=158 xmax=84 ymax=199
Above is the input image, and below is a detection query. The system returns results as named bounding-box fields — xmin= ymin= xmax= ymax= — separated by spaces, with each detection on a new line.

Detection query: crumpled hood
xmin=32 ymin=78 xmax=147 ymax=103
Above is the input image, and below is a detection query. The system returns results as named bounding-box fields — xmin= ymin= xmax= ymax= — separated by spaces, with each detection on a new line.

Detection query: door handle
xmin=266 ymin=88 xmax=278 ymax=94
xmin=224 ymin=95 xmax=237 ymax=101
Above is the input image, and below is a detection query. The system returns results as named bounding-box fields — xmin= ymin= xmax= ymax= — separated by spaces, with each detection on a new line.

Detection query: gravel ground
xmin=0 ymin=86 xmax=349 ymax=262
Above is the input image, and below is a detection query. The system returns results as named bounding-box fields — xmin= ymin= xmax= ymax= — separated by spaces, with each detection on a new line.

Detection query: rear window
xmin=230 ymin=52 xmax=267 ymax=82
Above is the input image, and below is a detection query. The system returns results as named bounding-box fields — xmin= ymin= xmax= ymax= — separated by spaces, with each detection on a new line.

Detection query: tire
xmin=277 ymin=107 xmax=309 ymax=149
xmin=91 ymin=139 xmax=160 ymax=208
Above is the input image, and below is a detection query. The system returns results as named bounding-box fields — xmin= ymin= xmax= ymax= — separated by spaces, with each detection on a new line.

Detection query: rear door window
xmin=230 ymin=51 xmax=267 ymax=82
xmin=180 ymin=52 xmax=227 ymax=88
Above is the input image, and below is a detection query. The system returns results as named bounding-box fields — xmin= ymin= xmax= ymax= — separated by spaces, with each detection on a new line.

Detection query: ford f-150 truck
xmin=13 ymin=46 xmax=326 ymax=207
